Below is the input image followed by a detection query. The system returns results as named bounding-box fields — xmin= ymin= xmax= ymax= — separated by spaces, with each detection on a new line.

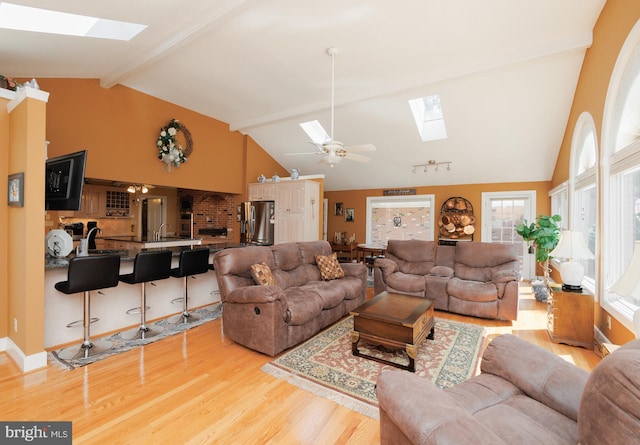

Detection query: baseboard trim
xmin=2 ymin=337 xmax=47 ymax=373
xmin=594 ymin=326 xmax=612 ymax=358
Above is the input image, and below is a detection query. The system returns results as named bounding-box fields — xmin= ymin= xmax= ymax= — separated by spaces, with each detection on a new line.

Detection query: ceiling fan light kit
xmin=412 ymin=160 xmax=452 ymax=173
xmin=289 ymin=46 xmax=376 ymax=167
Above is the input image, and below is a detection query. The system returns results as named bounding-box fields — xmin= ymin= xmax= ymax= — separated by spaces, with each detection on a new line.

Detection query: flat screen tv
xmin=45 ymin=150 xmax=87 ymax=211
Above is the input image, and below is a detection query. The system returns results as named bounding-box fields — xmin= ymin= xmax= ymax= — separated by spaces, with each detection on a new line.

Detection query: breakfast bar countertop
xmin=45 ymin=242 xmax=240 ymax=270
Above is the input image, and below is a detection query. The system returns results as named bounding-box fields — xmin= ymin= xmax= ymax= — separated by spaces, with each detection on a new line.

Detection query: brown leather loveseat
xmin=213 ymin=240 xmax=367 ymax=356
xmin=374 ymin=240 xmax=519 ymax=320
xmin=376 ymin=334 xmax=640 ymax=444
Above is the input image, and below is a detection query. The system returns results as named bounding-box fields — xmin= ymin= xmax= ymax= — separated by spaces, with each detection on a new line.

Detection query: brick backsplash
xmin=178 ymin=189 xmax=236 ymax=237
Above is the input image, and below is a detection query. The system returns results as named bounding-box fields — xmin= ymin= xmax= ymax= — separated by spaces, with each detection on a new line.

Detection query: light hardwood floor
xmin=0 ymin=283 xmax=600 ymax=444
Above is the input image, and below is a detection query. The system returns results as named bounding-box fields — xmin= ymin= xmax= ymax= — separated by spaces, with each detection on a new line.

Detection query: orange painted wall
xmin=7 ymin=94 xmax=48 ymax=356
xmin=38 ymin=79 xmax=247 ymax=194
xmin=325 ymin=181 xmax=551 ymax=245
xmin=550 ymin=0 xmax=640 ymax=344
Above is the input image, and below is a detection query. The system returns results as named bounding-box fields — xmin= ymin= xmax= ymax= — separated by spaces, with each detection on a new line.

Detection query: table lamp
xmin=609 ymin=241 xmax=640 ymax=336
xmin=549 ymin=230 xmax=594 ymax=292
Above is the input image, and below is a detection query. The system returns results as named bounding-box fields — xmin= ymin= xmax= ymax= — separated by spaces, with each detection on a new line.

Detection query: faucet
xmin=156 ymin=223 xmax=169 ymax=241
xmin=87 ymin=226 xmax=101 ymax=241
xmin=86 ymin=227 xmax=102 ymax=250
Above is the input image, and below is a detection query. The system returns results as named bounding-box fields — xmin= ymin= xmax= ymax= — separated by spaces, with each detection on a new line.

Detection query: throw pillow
xmin=250 ymin=262 xmax=276 ymax=286
xmin=315 ymin=253 xmax=345 ymax=281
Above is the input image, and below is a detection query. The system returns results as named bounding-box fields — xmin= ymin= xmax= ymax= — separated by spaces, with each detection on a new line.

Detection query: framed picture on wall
xmin=8 ymin=172 xmax=24 ymax=207
xmin=345 ymin=208 xmax=355 ymax=222
xmin=335 ymin=202 xmax=344 ymax=216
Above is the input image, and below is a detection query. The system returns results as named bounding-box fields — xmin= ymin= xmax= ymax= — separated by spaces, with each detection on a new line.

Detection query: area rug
xmin=261 ymin=316 xmax=485 ymax=419
xmin=49 ymin=304 xmax=222 ymax=370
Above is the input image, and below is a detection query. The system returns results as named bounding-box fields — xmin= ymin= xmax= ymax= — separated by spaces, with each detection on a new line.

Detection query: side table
xmin=547 ymin=286 xmax=594 ymax=349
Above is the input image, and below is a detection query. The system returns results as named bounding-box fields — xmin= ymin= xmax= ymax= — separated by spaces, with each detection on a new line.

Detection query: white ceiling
xmin=1 ymin=0 xmax=606 ymax=191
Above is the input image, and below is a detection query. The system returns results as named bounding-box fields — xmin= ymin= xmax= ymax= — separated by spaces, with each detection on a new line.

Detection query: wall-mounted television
xmin=45 ymin=150 xmax=87 ymax=211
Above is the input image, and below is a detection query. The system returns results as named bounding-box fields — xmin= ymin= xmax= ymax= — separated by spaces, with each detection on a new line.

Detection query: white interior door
xmin=482 ymin=191 xmax=536 ymax=280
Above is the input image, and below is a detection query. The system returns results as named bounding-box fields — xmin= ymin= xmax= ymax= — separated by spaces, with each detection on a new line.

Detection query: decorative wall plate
xmin=46 ymin=229 xmax=73 ymax=258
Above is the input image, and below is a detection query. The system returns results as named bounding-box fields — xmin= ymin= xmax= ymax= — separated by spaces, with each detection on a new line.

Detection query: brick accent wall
xmin=177 ymin=189 xmax=236 ymax=238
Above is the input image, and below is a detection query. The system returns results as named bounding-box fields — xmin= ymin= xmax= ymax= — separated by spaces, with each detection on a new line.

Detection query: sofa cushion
xmin=386 ymin=240 xmax=437 ymax=275
xmin=315 ymin=253 xmax=345 ymax=280
xmin=250 ymin=262 xmax=276 ymax=286
xmin=448 ymin=277 xmax=497 ymax=302
xmin=492 ymin=269 xmax=518 ymax=283
xmin=300 ymin=281 xmax=344 ymax=309
xmin=387 ymin=272 xmax=426 ymax=293
xmin=284 ymin=289 xmax=324 ymax=325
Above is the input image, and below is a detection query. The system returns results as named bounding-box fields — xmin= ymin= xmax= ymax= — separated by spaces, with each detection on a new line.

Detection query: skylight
xmin=408 ymin=94 xmax=448 ymax=142
xmin=300 ymin=120 xmax=330 ymax=144
xmin=0 ymin=2 xmax=146 ymax=41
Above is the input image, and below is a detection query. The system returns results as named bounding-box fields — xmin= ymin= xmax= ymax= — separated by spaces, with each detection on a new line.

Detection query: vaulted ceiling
xmin=1 ymin=0 xmax=606 ymax=190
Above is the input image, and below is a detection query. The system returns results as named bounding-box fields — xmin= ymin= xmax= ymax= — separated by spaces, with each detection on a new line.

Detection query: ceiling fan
xmin=288 ymin=46 xmax=376 ymax=167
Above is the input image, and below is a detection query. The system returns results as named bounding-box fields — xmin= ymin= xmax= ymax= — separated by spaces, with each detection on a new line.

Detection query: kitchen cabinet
xmin=104 ymin=189 xmax=132 ymax=217
xmin=547 ymin=286 xmax=594 ymax=349
xmin=76 ymin=185 xmax=103 ymax=217
xmin=75 ymin=185 xmax=133 ymax=218
xmin=249 ymin=183 xmax=275 ymax=201
xmin=274 ymin=180 xmax=320 ymax=244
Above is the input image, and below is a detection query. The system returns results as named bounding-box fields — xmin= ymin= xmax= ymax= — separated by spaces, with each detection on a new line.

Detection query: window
xmin=549 ymin=182 xmax=568 ymax=230
xmin=570 ymin=113 xmax=598 ymax=291
xmin=408 ymin=95 xmax=447 ymax=142
xmin=366 ymin=195 xmax=435 ymax=245
xmin=602 ymin=19 xmax=640 ymax=329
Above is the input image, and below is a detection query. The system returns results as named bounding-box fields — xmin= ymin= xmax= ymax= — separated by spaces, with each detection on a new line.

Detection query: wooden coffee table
xmin=350 ymin=291 xmax=434 ymax=372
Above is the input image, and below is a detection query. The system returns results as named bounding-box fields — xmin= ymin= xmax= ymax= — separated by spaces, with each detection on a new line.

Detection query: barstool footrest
xmin=66 ymin=317 xmax=99 ymax=328
xmin=126 ymin=306 xmax=151 ymax=315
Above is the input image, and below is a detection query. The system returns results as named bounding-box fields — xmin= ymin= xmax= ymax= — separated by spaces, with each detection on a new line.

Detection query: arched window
xmin=602 ymin=19 xmax=640 ymax=329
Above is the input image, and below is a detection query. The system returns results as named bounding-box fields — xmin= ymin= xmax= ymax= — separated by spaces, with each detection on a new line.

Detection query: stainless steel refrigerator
xmin=240 ymin=201 xmax=275 ymax=245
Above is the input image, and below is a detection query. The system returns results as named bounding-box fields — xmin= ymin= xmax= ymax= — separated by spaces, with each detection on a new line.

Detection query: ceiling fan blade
xmin=285 ymin=152 xmax=320 ymax=156
xmin=344 ymin=152 xmax=371 ymax=163
xmin=344 ymin=143 xmax=376 ymax=153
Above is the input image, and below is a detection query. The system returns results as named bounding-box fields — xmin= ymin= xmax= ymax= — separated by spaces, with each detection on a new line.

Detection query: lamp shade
xmin=549 ymin=231 xmax=595 ymax=260
xmin=550 ymin=231 xmax=594 ymax=291
xmin=610 ymin=240 xmax=640 ymax=301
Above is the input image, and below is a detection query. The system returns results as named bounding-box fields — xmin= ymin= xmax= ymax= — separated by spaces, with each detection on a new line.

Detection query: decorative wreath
xmin=156 ymin=119 xmax=193 ymax=168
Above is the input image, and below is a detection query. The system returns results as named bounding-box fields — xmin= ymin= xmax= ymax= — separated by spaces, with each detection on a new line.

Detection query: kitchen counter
xmin=103 ymin=235 xmax=203 ymax=248
xmin=45 ymin=242 xmax=240 ymax=269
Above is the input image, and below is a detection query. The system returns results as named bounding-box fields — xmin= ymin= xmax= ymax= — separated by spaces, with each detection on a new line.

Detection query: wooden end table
xmin=350 ymin=291 xmax=434 ymax=372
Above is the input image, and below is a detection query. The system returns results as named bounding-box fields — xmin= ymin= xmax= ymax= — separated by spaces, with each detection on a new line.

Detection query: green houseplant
xmin=516 ymin=214 xmax=561 ymax=300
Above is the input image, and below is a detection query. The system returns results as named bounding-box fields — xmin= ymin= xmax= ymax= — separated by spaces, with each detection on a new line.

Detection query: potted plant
xmin=516 ymin=214 xmax=561 ymax=301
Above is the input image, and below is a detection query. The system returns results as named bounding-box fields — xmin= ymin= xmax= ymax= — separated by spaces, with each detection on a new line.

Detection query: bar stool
xmin=169 ymin=248 xmax=211 ymax=324
xmin=119 ymin=250 xmax=172 ymax=340
xmin=55 ymin=254 xmax=121 ymax=360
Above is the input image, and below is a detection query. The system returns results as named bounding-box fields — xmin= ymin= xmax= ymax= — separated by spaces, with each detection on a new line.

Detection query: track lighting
xmin=412 ymin=160 xmax=452 ymax=173
xmin=127 ymin=184 xmax=149 ymax=194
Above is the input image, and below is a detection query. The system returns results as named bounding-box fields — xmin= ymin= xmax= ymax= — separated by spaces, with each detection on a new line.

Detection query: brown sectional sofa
xmin=374 ymin=240 xmax=519 ymax=320
xmin=376 ymin=334 xmax=640 ymax=445
xmin=212 ymin=240 xmax=367 ymax=356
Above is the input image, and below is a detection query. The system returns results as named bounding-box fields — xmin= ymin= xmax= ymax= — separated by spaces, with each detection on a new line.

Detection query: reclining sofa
xmin=374 ymin=240 xmax=519 ymax=320
xmin=376 ymin=334 xmax=640 ymax=445
xmin=213 ymin=240 xmax=367 ymax=356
